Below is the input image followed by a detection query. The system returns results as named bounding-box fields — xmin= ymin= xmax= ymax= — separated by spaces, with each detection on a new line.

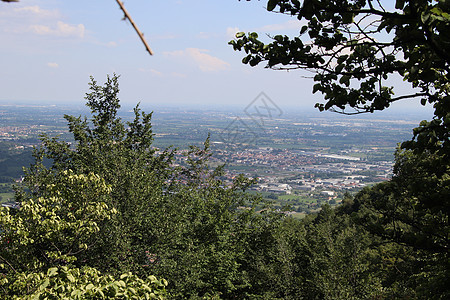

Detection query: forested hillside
xmin=0 ymin=73 xmax=447 ymax=299
xmin=1 ymin=0 xmax=449 ymax=299
xmin=0 ymin=142 xmax=33 ymax=182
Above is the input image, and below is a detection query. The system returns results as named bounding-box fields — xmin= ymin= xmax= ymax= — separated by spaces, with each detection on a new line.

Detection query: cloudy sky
xmin=0 ymin=0 xmax=432 ymax=114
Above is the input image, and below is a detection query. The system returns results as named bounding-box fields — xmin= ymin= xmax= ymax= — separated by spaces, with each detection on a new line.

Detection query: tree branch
xmin=0 ymin=254 xmax=17 ymax=273
xmin=115 ymin=0 xmax=154 ymax=56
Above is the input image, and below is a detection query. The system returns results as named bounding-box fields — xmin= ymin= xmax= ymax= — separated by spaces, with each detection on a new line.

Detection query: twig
xmin=0 ymin=254 xmax=17 ymax=273
xmin=115 ymin=0 xmax=154 ymax=56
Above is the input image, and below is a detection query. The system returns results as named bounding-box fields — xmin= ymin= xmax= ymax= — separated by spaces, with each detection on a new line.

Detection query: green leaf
xmin=39 ymin=278 xmax=50 ymax=290
xmin=313 ymin=83 xmax=322 ymax=93
xmin=67 ymin=276 xmax=76 ymax=285
xmin=86 ymin=283 xmax=94 ymax=290
xmin=395 ymin=0 xmax=405 ymax=9
xmin=300 ymin=25 xmax=308 ymax=34
xmin=421 ymin=12 xmax=431 ymax=24
xmin=117 ymin=280 xmax=126 ymax=288
xmin=339 ymin=75 xmax=351 ymax=86
xmin=335 ymin=63 xmax=345 ymax=74
xmin=342 ymin=12 xmax=354 ymax=24
xmin=235 ymin=32 xmax=245 ymax=38
xmin=47 ymin=267 xmax=58 ymax=277
xmin=242 ymin=55 xmax=251 ymax=64
xmin=267 ymin=0 xmax=277 ymax=11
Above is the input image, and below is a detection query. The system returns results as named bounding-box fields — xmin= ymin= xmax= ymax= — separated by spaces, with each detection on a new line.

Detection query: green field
xmin=278 ymin=194 xmax=316 ymax=202
xmin=0 ymin=192 xmax=15 ymax=203
xmin=0 ymin=183 xmax=15 ymax=203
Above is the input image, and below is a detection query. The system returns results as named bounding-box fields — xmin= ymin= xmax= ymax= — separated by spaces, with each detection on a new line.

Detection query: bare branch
xmin=115 ymin=0 xmax=154 ymax=56
xmin=0 ymin=254 xmax=17 ymax=273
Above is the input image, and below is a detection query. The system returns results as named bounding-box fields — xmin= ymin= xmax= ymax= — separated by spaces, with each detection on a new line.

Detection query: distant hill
xmin=0 ymin=142 xmax=34 ymax=182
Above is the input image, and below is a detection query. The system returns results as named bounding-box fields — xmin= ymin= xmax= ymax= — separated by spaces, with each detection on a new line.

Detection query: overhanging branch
xmin=115 ymin=0 xmax=154 ymax=56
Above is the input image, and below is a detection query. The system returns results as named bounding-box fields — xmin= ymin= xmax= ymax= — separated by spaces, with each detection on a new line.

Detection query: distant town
xmin=0 ymin=103 xmax=424 ymax=216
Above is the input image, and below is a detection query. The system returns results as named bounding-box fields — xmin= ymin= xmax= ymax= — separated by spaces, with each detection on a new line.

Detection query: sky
xmin=0 ymin=0 xmax=434 ymax=117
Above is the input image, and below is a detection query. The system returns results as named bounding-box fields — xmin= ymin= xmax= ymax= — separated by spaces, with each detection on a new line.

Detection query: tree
xmin=1 ymin=171 xmax=115 ymax=273
xmin=231 ymin=1 xmax=449 ymax=297
xmin=8 ymin=74 xmax=277 ymax=298
xmin=346 ymin=147 xmax=449 ymax=299
xmin=0 ymin=170 xmax=168 ymax=299
xmin=230 ymin=0 xmax=450 ymax=156
xmin=2 ymin=267 xmax=167 ymax=299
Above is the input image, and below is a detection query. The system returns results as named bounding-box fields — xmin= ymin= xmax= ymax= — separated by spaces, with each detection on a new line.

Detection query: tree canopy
xmin=0 ymin=75 xmax=282 ymax=299
xmin=230 ymin=0 xmax=450 ymax=156
xmin=0 ymin=72 xmax=448 ymax=298
xmin=231 ymin=1 xmax=449 ymax=298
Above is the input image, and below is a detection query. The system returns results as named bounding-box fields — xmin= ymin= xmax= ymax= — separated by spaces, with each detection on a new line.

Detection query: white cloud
xmin=170 ymin=72 xmax=187 ymax=78
xmin=106 ymin=41 xmax=117 ymax=47
xmin=47 ymin=62 xmax=59 ymax=68
xmin=197 ymin=32 xmax=213 ymax=39
xmin=0 ymin=5 xmax=84 ymax=39
xmin=139 ymin=68 xmax=163 ymax=76
xmin=164 ymin=48 xmax=230 ymax=72
xmin=14 ymin=6 xmax=60 ymax=18
xmin=164 ymin=50 xmax=185 ymax=57
xmin=186 ymin=48 xmax=230 ymax=72
xmin=226 ymin=27 xmax=241 ymax=39
xmin=29 ymin=21 xmax=85 ymax=38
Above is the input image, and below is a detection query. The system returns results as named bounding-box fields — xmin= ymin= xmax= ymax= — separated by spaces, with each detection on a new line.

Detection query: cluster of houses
xmin=208 ymin=147 xmax=392 ymax=193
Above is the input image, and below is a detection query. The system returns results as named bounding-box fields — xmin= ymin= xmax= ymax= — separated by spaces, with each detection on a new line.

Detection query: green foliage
xmin=0 ymin=169 xmax=167 ymax=299
xmin=4 ymin=73 xmax=447 ymax=298
xmin=230 ymin=0 xmax=450 ymax=156
xmin=4 ymin=74 xmax=277 ymax=298
xmin=232 ymin=3 xmax=450 ymax=296
xmin=0 ymin=142 xmax=34 ymax=180
xmin=353 ymin=148 xmax=449 ymax=253
xmin=239 ymin=206 xmax=386 ymax=299
xmin=0 ymin=170 xmax=115 ymax=273
xmin=347 ymin=147 xmax=450 ymax=298
xmin=1 ymin=266 xmax=167 ymax=299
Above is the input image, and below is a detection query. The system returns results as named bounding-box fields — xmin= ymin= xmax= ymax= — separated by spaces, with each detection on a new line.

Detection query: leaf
xmin=395 ymin=0 xmax=405 ymax=9
xmin=267 ymin=0 xmax=277 ymax=11
xmin=342 ymin=12 xmax=354 ymax=24
xmin=421 ymin=12 xmax=431 ymax=24
xmin=300 ymin=25 xmax=308 ymax=34
xmin=39 ymin=278 xmax=50 ymax=290
xmin=313 ymin=83 xmax=322 ymax=94
xmin=117 ymin=280 xmax=126 ymax=288
xmin=47 ymin=267 xmax=58 ymax=277
xmin=337 ymin=55 xmax=348 ymax=64
xmin=86 ymin=283 xmax=94 ymax=290
xmin=67 ymin=273 xmax=75 ymax=283
xmin=71 ymin=290 xmax=82 ymax=298
xmin=335 ymin=63 xmax=345 ymax=74
xmin=339 ymin=75 xmax=351 ymax=86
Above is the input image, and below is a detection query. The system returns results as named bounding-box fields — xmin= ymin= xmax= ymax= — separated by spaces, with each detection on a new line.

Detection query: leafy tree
xmin=17 ymin=75 xmax=171 ymax=274
xmin=239 ymin=206 xmax=389 ymax=299
xmin=1 ymin=170 xmax=115 ymax=273
xmin=8 ymin=74 xmax=277 ymax=298
xmin=346 ymin=147 xmax=449 ymax=298
xmin=230 ymin=0 xmax=450 ymax=156
xmin=232 ymin=1 xmax=449 ymax=298
xmin=0 ymin=170 xmax=167 ymax=299
xmin=2 ymin=266 xmax=167 ymax=299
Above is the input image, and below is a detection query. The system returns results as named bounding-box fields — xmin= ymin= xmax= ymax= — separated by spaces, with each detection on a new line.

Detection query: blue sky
xmin=0 ymin=0 xmax=434 ymax=116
